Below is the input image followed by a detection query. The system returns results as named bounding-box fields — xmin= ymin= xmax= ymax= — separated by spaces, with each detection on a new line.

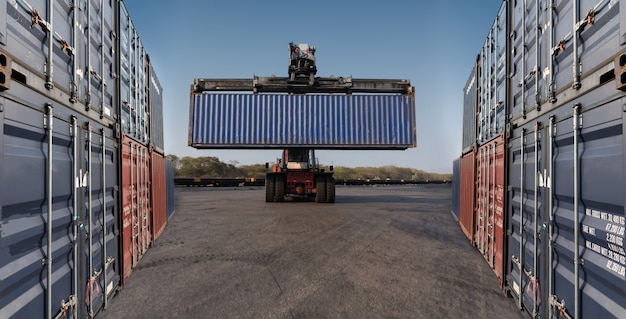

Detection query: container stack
xmin=453 ymin=1 xmax=626 ymax=318
xmin=0 ymin=1 xmax=169 ymax=318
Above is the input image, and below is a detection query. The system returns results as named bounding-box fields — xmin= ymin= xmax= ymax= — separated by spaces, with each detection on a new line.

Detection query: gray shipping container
xmin=477 ymin=1 xmax=507 ymax=146
xmin=506 ymin=82 xmax=626 ymax=319
xmin=0 ymin=88 xmax=119 ymax=318
xmin=119 ymin=2 xmax=149 ymax=145
xmin=1 ymin=0 xmax=116 ymax=126
xmin=148 ymin=56 xmax=164 ymax=154
xmin=509 ymin=0 xmax=621 ymax=125
xmin=462 ymin=58 xmax=478 ymax=155
xmin=189 ymin=93 xmax=417 ymax=150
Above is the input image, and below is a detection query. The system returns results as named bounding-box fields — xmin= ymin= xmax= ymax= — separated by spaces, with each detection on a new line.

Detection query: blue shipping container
xmin=166 ymin=158 xmax=176 ymax=219
xmin=189 ymin=93 xmax=416 ymax=150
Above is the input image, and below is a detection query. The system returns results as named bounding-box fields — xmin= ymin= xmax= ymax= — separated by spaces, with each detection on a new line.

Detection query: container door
xmin=120 ymin=137 xmax=152 ymax=284
xmin=507 ymin=122 xmax=545 ymax=316
xmin=475 ymin=135 xmax=506 ymax=287
xmin=0 ymin=101 xmax=75 ymax=319
xmin=151 ymin=151 xmax=167 ymax=241
xmin=77 ymin=122 xmax=119 ymax=318
xmin=547 ymin=100 xmax=626 ymax=319
xmin=0 ymin=98 xmax=119 ymax=319
xmin=508 ymin=98 xmax=626 ymax=318
xmin=459 ymin=151 xmax=476 ymax=241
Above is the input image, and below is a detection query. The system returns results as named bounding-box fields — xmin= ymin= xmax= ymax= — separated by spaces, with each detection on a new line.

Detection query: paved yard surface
xmin=101 ymin=185 xmax=523 ymax=319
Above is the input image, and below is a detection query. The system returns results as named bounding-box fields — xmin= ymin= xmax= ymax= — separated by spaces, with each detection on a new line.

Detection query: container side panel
xmin=474 ymin=135 xmax=506 ymax=287
xmin=148 ymin=59 xmax=164 ymax=153
xmin=166 ymin=158 xmax=176 ymax=219
xmin=462 ymin=61 xmax=477 ymax=154
xmin=119 ymin=2 xmax=149 ymax=145
xmin=477 ymin=2 xmax=507 ymax=146
xmin=189 ymin=93 xmax=416 ymax=150
xmin=509 ymin=0 xmax=623 ymax=125
xmin=459 ymin=151 xmax=476 ymax=241
xmin=2 ymin=0 xmax=115 ymax=126
xmin=150 ymin=151 xmax=167 ymax=240
xmin=120 ymin=136 xmax=152 ymax=285
xmin=451 ymin=158 xmax=461 ymax=221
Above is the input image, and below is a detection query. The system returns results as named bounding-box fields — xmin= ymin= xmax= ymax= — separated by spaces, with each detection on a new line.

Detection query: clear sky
xmin=123 ymin=0 xmax=503 ymax=173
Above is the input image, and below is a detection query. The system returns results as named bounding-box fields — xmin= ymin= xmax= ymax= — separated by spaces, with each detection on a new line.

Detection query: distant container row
xmin=0 ymin=1 xmax=172 ymax=318
xmin=454 ymin=1 xmax=626 ymax=318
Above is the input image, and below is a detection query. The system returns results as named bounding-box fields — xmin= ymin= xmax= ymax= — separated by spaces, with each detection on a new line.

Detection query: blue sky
xmin=123 ymin=0 xmax=503 ymax=173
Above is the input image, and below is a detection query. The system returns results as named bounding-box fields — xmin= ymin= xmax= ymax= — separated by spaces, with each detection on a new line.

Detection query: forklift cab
xmin=285 ymin=148 xmax=315 ymax=170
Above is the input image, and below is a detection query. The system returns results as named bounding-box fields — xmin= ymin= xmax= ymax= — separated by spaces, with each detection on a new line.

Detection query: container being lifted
xmin=189 ymin=43 xmax=416 ymax=202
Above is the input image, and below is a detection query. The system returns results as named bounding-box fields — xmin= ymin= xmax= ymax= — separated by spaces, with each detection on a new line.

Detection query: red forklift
xmin=265 ymin=148 xmax=335 ymax=203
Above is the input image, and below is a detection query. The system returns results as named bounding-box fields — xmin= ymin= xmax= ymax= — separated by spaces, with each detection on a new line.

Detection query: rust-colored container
xmin=121 ymin=135 xmax=153 ymax=284
xmin=151 ymin=150 xmax=168 ymax=241
xmin=474 ymin=135 xmax=505 ymax=287
xmin=459 ymin=151 xmax=476 ymax=241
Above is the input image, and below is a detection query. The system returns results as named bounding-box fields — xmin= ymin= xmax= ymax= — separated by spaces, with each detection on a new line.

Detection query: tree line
xmin=166 ymin=155 xmax=452 ymax=182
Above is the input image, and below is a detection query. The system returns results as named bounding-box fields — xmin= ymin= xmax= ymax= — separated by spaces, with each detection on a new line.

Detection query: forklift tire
xmin=274 ymin=175 xmax=285 ymax=202
xmin=265 ymin=175 xmax=275 ymax=202
xmin=325 ymin=178 xmax=335 ymax=203
xmin=315 ymin=176 xmax=327 ymax=203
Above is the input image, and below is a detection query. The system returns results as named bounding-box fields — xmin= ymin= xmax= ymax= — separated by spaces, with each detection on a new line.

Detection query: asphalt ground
xmin=101 ymin=185 xmax=523 ymax=319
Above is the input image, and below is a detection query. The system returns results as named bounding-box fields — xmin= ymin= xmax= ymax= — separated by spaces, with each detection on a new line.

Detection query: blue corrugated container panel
xmin=148 ymin=56 xmax=164 ymax=154
xmin=462 ymin=60 xmax=477 ymax=155
xmin=477 ymin=1 xmax=506 ymax=146
xmin=189 ymin=93 xmax=416 ymax=150
xmin=166 ymin=158 xmax=176 ymax=219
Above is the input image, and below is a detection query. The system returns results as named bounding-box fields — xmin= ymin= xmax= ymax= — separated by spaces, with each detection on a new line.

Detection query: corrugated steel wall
xmin=148 ymin=57 xmax=164 ymax=153
xmin=460 ymin=0 xmax=626 ymax=318
xmin=0 ymin=0 xmax=144 ymax=317
xmin=189 ymin=93 xmax=416 ymax=149
xmin=120 ymin=136 xmax=152 ymax=285
xmin=462 ymin=60 xmax=477 ymax=155
xmin=459 ymin=151 xmax=476 ymax=242
xmin=477 ymin=2 xmax=506 ymax=146
xmin=166 ymin=158 xmax=176 ymax=219
xmin=0 ymin=96 xmax=119 ymax=318
xmin=509 ymin=0 xmax=621 ymax=124
xmin=119 ymin=3 xmax=150 ymax=145
xmin=507 ymin=86 xmax=626 ymax=319
xmin=451 ymin=158 xmax=460 ymax=221
xmin=1 ymin=2 xmax=167 ymax=318
xmin=504 ymin=0 xmax=626 ymax=317
xmin=2 ymin=0 xmax=116 ymax=127
xmin=474 ymin=135 xmax=505 ymax=288
xmin=151 ymin=151 xmax=167 ymax=241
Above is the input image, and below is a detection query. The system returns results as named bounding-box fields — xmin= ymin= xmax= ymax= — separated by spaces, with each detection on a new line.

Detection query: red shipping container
xmin=121 ymin=135 xmax=153 ymax=284
xmin=474 ymin=135 xmax=505 ymax=288
xmin=151 ymin=150 xmax=168 ymax=241
xmin=459 ymin=151 xmax=476 ymax=242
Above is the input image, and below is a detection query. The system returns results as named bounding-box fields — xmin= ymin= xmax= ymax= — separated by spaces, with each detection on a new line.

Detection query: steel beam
xmin=192 ymin=77 xmax=413 ymax=95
